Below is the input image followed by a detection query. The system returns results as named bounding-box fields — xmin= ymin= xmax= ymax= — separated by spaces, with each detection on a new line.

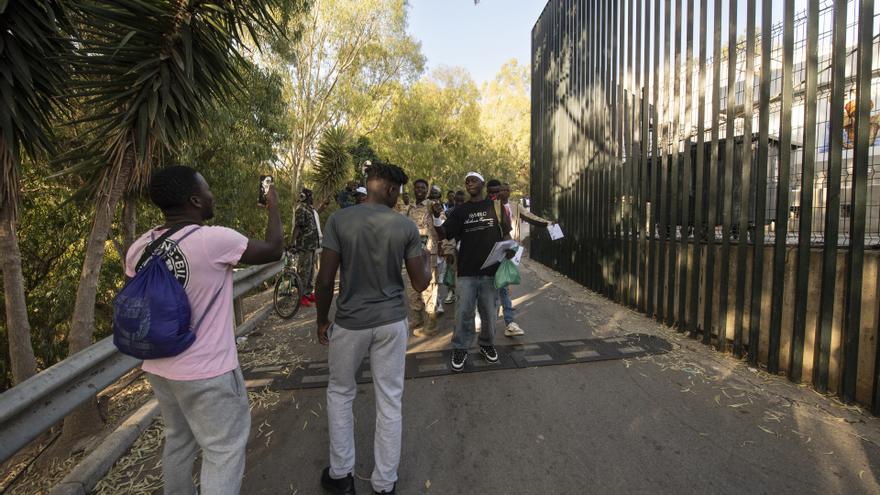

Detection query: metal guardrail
xmin=0 ymin=261 xmax=282 ymax=463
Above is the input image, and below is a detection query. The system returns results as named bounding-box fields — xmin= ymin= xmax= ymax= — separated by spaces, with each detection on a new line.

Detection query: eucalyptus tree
xmin=276 ymin=0 xmax=422 ymax=215
xmin=480 ymin=59 xmax=530 ymax=196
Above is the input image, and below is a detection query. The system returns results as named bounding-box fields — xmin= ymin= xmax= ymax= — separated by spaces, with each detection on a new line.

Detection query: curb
xmin=49 ymin=399 xmax=159 ymax=495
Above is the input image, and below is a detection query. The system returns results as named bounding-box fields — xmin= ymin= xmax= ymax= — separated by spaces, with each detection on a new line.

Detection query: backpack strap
xmin=136 ymin=223 xmax=200 ymax=272
xmin=190 ymin=283 xmax=225 ymax=334
xmin=137 ymin=222 xmax=220 ymax=335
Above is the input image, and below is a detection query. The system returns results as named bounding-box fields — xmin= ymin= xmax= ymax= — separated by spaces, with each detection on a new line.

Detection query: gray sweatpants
xmin=147 ymin=368 xmax=250 ymax=495
xmin=327 ymin=320 xmax=408 ymax=493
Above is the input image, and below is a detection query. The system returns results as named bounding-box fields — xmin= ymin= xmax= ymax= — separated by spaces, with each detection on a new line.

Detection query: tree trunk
xmin=121 ymin=193 xmax=137 ymax=255
xmin=290 ymin=153 xmax=302 ymax=234
xmin=54 ymin=152 xmax=134 ymax=455
xmin=0 ymin=203 xmax=38 ymax=385
xmin=68 ymin=166 xmax=130 ymax=355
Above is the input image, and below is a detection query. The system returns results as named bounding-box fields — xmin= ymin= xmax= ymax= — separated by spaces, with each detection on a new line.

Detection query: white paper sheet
xmin=480 ymin=240 xmax=520 ymax=270
xmin=548 ymin=223 xmax=564 ymax=240
xmin=511 ymin=245 xmax=525 ymax=266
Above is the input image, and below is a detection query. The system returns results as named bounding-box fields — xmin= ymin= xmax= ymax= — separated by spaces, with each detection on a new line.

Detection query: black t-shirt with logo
xmin=441 ymin=198 xmax=511 ymax=277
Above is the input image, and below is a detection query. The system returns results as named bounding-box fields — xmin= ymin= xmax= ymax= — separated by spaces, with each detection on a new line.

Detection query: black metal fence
xmin=530 ymin=0 xmax=880 ymax=411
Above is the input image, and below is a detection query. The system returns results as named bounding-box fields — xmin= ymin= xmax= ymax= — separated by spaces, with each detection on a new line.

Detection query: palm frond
xmin=61 ymin=0 xmax=288 ymax=193
xmin=0 ymin=0 xmax=72 ymax=216
xmin=312 ymin=125 xmax=352 ymax=201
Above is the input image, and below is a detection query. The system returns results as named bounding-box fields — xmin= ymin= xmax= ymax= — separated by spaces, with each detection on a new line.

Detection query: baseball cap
xmin=465 ymin=171 xmax=485 ymax=182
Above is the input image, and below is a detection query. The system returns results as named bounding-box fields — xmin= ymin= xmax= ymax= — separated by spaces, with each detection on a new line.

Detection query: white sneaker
xmin=505 ymin=322 xmax=525 ymax=337
xmin=444 ymin=293 xmax=457 ymax=304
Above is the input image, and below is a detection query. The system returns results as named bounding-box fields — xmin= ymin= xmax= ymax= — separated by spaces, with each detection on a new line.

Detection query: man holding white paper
xmin=493 ymin=183 xmax=556 ymax=337
xmin=432 ymin=172 xmax=513 ymax=372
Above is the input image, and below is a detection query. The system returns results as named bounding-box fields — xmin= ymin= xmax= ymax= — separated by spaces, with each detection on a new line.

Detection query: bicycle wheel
xmin=274 ymin=271 xmax=303 ymax=319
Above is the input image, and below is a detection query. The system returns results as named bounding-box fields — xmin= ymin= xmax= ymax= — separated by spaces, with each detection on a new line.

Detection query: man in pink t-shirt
xmin=125 ymin=166 xmax=282 ymax=495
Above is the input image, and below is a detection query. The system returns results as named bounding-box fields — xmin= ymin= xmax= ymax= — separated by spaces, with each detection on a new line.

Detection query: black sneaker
xmin=451 ymin=349 xmax=468 ymax=371
xmin=480 ymin=345 xmax=499 ymax=363
xmin=374 ymin=483 xmax=396 ymax=494
xmin=321 ymin=467 xmax=356 ymax=494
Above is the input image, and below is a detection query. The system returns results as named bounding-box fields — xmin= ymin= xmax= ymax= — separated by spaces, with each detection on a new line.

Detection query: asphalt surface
xmin=234 ymin=259 xmax=880 ymax=495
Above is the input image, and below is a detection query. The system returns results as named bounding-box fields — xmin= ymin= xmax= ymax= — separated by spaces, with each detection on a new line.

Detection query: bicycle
xmin=273 ymin=248 xmax=305 ymax=319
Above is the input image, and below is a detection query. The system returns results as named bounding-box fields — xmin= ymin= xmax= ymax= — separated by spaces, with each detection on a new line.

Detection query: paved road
xmin=233 ymin=259 xmax=880 ymax=494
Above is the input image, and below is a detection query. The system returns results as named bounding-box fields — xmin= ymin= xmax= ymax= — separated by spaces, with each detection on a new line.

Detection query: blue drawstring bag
xmin=113 ymin=224 xmax=200 ymax=359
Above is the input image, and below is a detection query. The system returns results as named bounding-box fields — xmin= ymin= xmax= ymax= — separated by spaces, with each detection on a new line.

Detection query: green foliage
xmin=0 ymin=0 xmax=535 ymax=391
xmin=0 ymin=159 xmax=123 ymax=388
xmin=273 ymin=0 xmax=423 ymax=193
xmin=0 ymin=55 xmax=297 ymax=389
xmin=372 ymin=61 xmax=531 ymax=198
xmin=372 ymin=67 xmax=495 ymax=192
xmin=480 ymin=59 xmax=531 ymax=197
xmin=177 ymin=63 xmax=294 ymax=238
xmin=263 ymin=0 xmax=312 ymax=60
xmin=349 ymin=135 xmax=380 ymax=179
xmin=0 ymin=0 xmax=72 ymax=213
xmin=65 ymin=0 xmax=287 ymax=190
xmin=311 ymin=126 xmax=353 ymax=203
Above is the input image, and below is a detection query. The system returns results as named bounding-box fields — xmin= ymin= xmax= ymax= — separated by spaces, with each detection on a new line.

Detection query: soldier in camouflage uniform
xmin=292 ymin=188 xmax=321 ymax=305
xmin=401 ymin=179 xmax=446 ymax=335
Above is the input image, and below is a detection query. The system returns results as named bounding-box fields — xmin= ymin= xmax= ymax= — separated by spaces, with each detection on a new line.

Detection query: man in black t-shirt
xmin=432 ymin=171 xmax=512 ymax=371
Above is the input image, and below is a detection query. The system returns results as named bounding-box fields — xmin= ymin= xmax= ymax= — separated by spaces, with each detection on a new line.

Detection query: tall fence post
xmin=531 ymin=0 xmax=880 ymax=410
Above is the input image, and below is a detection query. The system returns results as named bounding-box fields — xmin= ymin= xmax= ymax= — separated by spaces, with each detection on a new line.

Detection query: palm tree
xmin=55 ymin=0 xmax=291 ymax=448
xmin=0 ymin=0 xmax=73 ymax=385
xmin=313 ymin=125 xmax=353 ymax=204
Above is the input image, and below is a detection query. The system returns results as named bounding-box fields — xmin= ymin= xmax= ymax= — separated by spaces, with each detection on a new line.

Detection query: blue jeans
xmin=452 ymin=276 xmax=499 ymax=350
xmin=499 ymin=286 xmax=515 ymax=325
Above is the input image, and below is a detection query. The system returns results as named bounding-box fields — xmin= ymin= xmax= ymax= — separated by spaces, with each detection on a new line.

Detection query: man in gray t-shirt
xmin=320 ymin=203 xmax=423 ymax=329
xmin=315 ymin=162 xmax=430 ymax=495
